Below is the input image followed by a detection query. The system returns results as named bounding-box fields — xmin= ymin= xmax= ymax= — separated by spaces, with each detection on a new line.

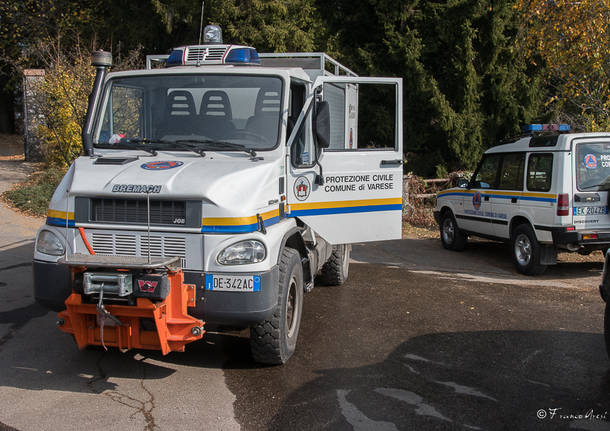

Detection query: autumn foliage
xmin=516 ymin=0 xmax=610 ymax=130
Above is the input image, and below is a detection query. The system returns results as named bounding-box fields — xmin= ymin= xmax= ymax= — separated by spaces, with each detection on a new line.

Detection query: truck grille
xmin=185 ymin=46 xmax=227 ymax=63
xmin=90 ymin=198 xmax=186 ymax=226
xmin=91 ymin=232 xmax=186 ymax=262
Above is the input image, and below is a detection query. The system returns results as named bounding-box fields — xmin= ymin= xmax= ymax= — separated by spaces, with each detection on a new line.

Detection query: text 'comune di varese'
xmin=323 ymin=174 xmax=395 ymax=192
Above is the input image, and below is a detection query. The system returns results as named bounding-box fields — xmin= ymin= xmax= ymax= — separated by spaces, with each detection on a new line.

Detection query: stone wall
xmin=22 ymin=69 xmax=45 ymax=161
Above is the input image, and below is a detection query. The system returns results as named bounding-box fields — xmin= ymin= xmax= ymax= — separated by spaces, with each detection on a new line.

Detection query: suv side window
xmin=498 ymin=152 xmax=525 ymax=190
xmin=527 ymin=153 xmax=553 ymax=192
xmin=472 ymin=154 xmax=501 ymax=189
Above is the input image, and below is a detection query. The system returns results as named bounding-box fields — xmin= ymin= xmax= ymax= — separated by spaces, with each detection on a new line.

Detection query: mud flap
xmin=540 ymin=245 xmax=557 ymax=266
xmin=57 ymin=270 xmax=204 ymax=355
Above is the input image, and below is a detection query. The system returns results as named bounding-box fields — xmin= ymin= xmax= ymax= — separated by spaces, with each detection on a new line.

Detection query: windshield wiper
xmin=123 ymin=138 xmax=206 ymax=157
xmin=175 ymin=139 xmax=257 ymax=157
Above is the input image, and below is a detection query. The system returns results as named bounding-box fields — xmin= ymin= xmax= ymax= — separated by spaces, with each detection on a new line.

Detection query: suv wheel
xmin=440 ymin=211 xmax=467 ymax=251
xmin=511 ymin=224 xmax=546 ymax=275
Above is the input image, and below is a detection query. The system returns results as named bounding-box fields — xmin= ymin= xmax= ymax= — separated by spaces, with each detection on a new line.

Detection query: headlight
xmin=217 ymin=240 xmax=266 ymax=265
xmin=36 ymin=230 xmax=65 ymax=256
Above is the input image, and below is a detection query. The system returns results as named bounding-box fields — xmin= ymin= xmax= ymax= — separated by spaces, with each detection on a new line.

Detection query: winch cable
xmin=78 ymin=227 xmax=96 ymax=255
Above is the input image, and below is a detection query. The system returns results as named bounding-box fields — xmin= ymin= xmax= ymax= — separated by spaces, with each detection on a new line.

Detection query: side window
xmin=289 ymin=81 xmax=313 ymax=168
xmin=472 ymin=154 xmax=501 ymax=189
xmin=498 ymin=152 xmax=525 ymax=190
xmin=527 ymin=153 xmax=553 ymax=192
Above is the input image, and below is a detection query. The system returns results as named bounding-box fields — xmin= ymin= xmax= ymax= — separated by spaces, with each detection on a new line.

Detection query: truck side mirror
xmin=314 ymin=100 xmax=331 ymax=149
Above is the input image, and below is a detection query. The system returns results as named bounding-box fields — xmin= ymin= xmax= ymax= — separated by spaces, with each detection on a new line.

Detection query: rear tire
xmin=440 ymin=211 xmax=467 ymax=251
xmin=250 ymin=248 xmax=303 ymax=364
xmin=317 ymin=244 xmax=351 ymax=286
xmin=511 ymin=224 xmax=546 ymax=275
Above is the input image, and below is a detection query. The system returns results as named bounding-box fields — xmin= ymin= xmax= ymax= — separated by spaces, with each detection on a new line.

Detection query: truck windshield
xmin=576 ymin=142 xmax=610 ymax=191
xmin=93 ymin=74 xmax=283 ymax=151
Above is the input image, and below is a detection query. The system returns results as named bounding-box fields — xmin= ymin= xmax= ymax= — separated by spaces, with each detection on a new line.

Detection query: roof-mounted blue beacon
xmin=165 ymin=25 xmax=260 ymax=67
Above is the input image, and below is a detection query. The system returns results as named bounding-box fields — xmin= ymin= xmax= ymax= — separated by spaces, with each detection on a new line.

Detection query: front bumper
xmin=33 ymin=259 xmax=279 ymax=326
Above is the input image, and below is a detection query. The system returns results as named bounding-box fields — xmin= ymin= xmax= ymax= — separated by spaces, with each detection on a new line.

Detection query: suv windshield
xmin=576 ymin=142 xmax=610 ymax=190
xmin=93 ymin=74 xmax=283 ymax=151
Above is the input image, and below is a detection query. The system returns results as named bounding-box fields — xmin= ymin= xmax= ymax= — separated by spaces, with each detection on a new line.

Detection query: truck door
xmin=287 ymin=77 xmax=403 ymax=244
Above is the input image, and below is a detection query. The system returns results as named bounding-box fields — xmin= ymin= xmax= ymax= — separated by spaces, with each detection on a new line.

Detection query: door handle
xmin=511 ymin=197 xmax=518 ymax=203
xmin=484 ymin=196 xmax=489 ymax=201
xmin=381 ymin=159 xmax=403 ymax=166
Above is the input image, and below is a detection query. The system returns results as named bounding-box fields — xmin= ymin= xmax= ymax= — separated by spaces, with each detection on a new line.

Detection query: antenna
xmin=198 ymin=1 xmax=205 ymax=45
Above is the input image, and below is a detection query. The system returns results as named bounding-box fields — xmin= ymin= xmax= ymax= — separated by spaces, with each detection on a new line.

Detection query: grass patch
xmin=2 ymin=167 xmax=66 ymax=216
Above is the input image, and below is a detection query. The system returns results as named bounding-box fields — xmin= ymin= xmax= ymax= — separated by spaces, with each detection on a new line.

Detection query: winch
xmin=56 ymin=254 xmax=204 ymax=355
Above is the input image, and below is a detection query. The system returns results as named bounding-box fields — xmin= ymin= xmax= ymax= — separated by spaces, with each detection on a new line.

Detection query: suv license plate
xmin=205 ymin=274 xmax=261 ymax=292
xmin=573 ymin=206 xmax=608 ymax=216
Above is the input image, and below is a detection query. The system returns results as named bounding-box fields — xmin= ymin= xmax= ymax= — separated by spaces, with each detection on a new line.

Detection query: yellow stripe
xmin=48 ymin=209 xmax=74 ymax=220
xmin=202 ymin=208 xmax=279 ymax=226
xmin=290 ymin=197 xmax=402 ymax=211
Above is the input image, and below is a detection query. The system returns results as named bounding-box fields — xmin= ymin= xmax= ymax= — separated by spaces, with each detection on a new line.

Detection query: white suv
xmin=434 ymin=127 xmax=610 ymax=275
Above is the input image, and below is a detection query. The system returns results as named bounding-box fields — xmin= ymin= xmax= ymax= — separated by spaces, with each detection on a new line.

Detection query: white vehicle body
xmin=33 ymin=43 xmax=403 ymax=362
xmin=435 ymin=131 xmax=610 ymax=274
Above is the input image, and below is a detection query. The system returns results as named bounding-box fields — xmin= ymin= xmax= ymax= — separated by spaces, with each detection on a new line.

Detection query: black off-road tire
xmin=439 ymin=211 xmax=467 ymax=251
xmin=317 ymin=244 xmax=351 ymax=286
xmin=511 ymin=224 xmax=547 ymax=275
xmin=250 ymin=248 xmax=303 ymax=364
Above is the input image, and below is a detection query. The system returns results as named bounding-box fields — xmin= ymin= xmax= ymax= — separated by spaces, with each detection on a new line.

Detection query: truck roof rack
xmin=145 ymin=51 xmax=358 ymax=78
xmin=258 ymin=52 xmax=357 ymax=77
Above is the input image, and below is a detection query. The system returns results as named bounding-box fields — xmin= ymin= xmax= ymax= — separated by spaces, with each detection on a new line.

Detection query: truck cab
xmin=33 ymin=33 xmax=404 ymax=364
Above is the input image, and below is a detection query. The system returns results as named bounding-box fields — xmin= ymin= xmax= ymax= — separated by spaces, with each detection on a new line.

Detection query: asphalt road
xmin=1 ymin=159 xmax=609 ymax=430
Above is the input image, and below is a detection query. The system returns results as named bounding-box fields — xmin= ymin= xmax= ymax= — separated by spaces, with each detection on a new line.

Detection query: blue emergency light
xmin=165 ymin=45 xmax=260 ymax=67
xmin=523 ymin=124 xmax=571 ymax=132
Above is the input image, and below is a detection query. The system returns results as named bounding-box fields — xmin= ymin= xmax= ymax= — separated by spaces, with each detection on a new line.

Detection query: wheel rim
xmin=442 ymin=218 xmax=455 ymax=244
xmin=285 ymin=277 xmax=298 ymax=338
xmin=515 ymin=233 xmax=532 ymax=266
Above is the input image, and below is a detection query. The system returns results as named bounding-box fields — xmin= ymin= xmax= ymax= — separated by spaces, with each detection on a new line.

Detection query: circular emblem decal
xmin=294 ymin=176 xmax=311 ymax=201
xmin=472 ymin=191 xmax=482 ymax=210
xmin=584 ymin=154 xmax=598 ymax=169
xmin=141 ymin=161 xmax=184 ymax=170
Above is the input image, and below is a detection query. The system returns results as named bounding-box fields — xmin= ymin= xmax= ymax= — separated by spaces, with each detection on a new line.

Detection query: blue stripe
xmin=201 ymin=215 xmax=280 ymax=233
xmin=440 ymin=192 xmax=556 ymax=203
xmin=517 ymin=196 xmax=557 ymax=203
xmin=290 ymin=204 xmax=402 ymax=217
xmin=46 ymin=217 xmax=75 ymax=227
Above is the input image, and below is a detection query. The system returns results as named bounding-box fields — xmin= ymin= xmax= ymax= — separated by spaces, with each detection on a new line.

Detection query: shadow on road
xmin=260 ymin=330 xmax=610 ymax=430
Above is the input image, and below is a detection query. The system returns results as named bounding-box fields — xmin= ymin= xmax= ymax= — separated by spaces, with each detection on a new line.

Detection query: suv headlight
xmin=217 ymin=240 xmax=266 ymax=265
xmin=36 ymin=230 xmax=65 ymax=256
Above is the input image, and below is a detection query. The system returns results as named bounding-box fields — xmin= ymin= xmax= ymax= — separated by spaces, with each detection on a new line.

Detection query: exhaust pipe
xmin=82 ymin=50 xmax=112 ymax=156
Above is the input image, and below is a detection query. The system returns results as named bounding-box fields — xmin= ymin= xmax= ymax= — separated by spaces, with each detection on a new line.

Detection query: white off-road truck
xmin=32 ymin=27 xmax=404 ymax=364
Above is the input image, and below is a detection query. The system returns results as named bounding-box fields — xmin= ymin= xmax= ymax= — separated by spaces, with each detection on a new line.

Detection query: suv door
xmin=493 ymin=152 xmax=525 ymax=239
xmin=458 ymin=154 xmax=501 ymax=237
xmin=287 ymin=77 xmax=403 ymax=244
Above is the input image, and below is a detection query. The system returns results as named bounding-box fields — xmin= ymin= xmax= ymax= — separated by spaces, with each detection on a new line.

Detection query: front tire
xmin=511 ymin=224 xmax=546 ymax=275
xmin=440 ymin=211 xmax=467 ymax=251
xmin=317 ymin=244 xmax=351 ymax=286
xmin=250 ymin=248 xmax=303 ymax=364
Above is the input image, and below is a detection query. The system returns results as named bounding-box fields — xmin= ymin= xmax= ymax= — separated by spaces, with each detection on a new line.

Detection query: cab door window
xmin=472 ymin=154 xmax=501 ymax=189
xmin=498 ymin=152 xmax=525 ymax=190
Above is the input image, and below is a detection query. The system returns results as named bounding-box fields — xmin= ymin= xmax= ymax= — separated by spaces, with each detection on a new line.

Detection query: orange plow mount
xmin=57 ymin=256 xmax=204 ymax=355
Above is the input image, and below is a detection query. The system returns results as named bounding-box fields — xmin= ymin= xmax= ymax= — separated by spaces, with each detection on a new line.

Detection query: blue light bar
xmin=523 ymin=124 xmax=571 ymax=132
xmin=225 ymin=48 xmax=260 ymax=65
xmin=166 ymin=49 xmax=184 ymax=66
